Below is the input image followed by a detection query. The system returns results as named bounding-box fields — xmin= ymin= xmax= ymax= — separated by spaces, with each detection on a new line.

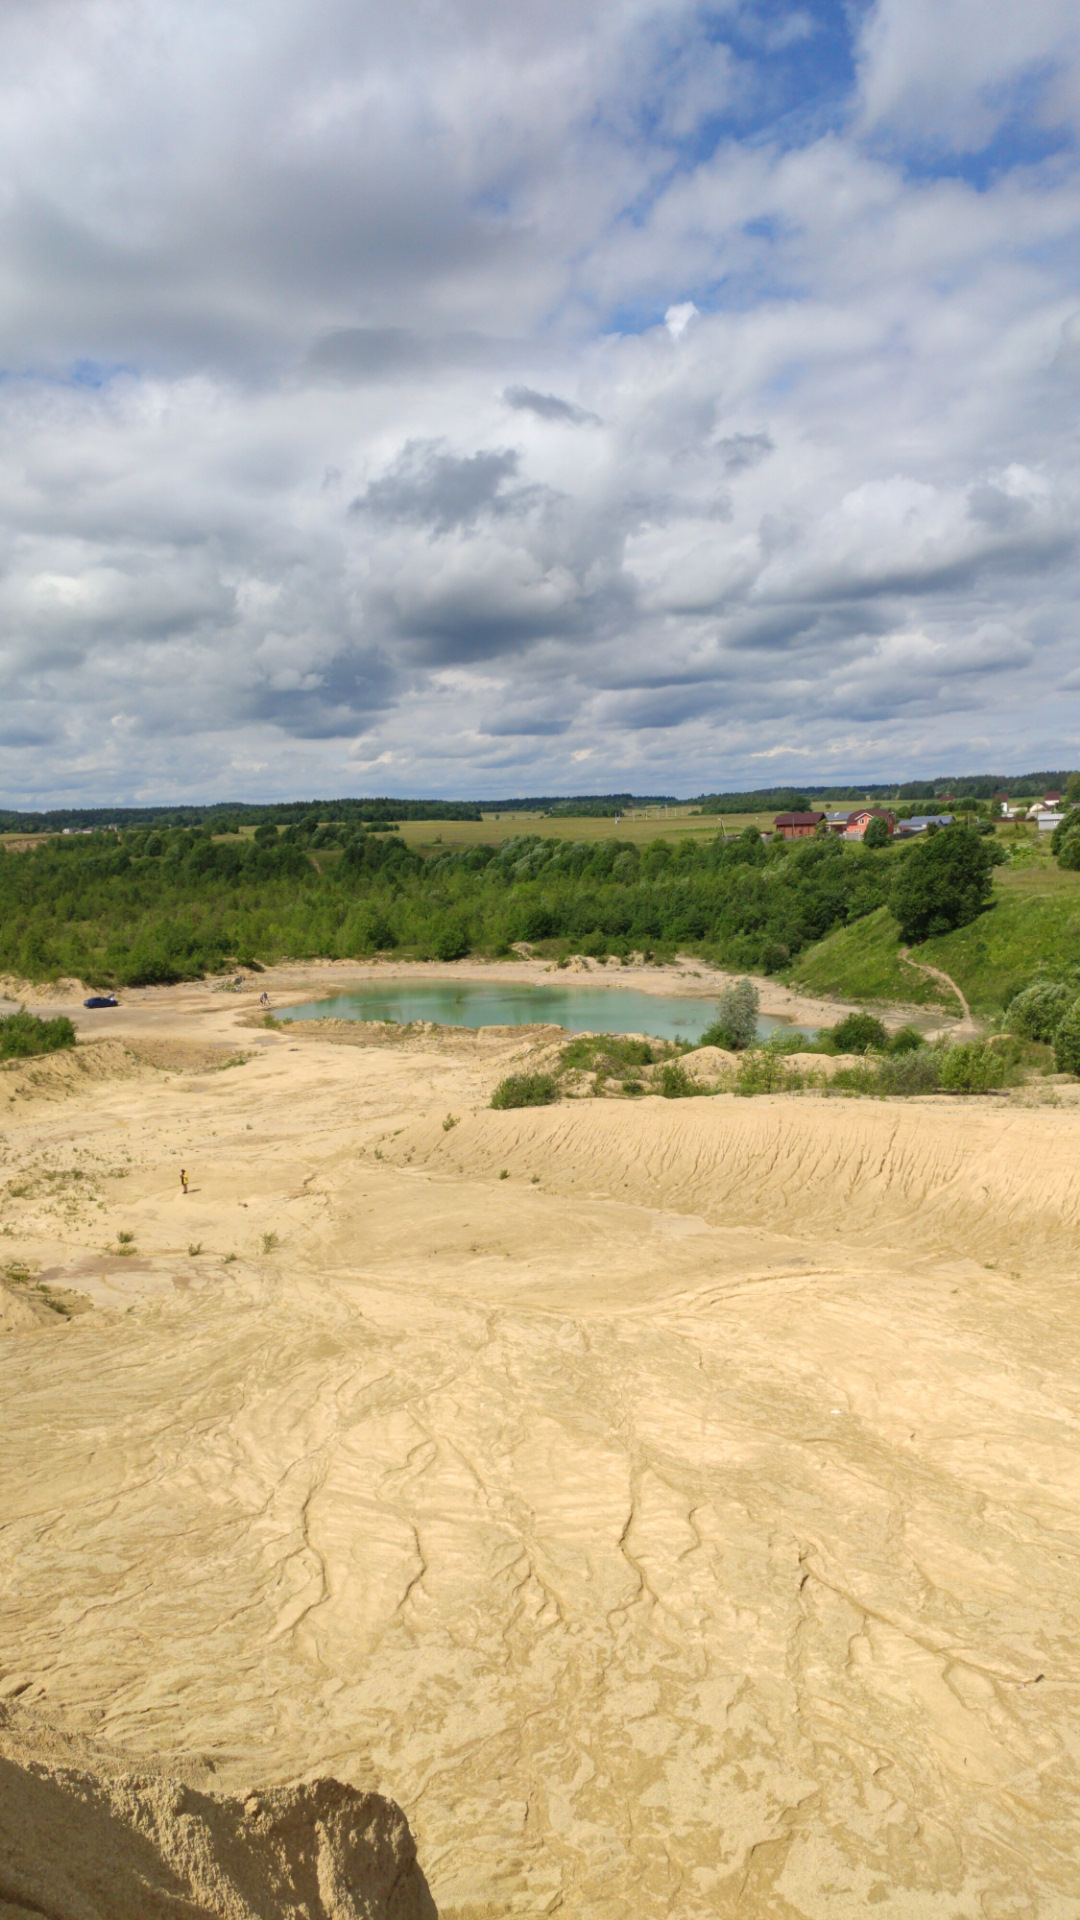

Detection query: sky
xmin=1 ymin=0 xmax=1079 ymax=804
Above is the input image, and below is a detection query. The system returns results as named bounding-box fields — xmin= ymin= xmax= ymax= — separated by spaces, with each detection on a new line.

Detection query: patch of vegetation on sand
xmin=0 ymin=1009 xmax=77 ymax=1059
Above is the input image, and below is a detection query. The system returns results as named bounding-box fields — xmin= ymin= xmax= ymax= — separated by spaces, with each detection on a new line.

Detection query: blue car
xmin=83 ymin=995 xmax=118 ymax=1008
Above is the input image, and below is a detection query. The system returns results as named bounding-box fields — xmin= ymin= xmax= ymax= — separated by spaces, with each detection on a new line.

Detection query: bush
xmin=1057 ymin=829 xmax=1080 ymax=872
xmin=561 ymin=1035 xmax=653 ymax=1076
xmin=434 ymin=920 xmax=470 ymax=962
xmin=735 ymin=1050 xmax=802 ymax=1096
xmin=937 ymin=1040 xmax=1017 ymax=1093
xmin=863 ymin=816 xmax=890 ymax=849
xmin=889 ymin=825 xmax=996 ymax=942
xmin=658 ymin=1060 xmax=697 ymax=1097
xmin=1054 ymin=1000 xmax=1080 ymax=1075
xmin=886 ymin=1025 xmax=925 ymax=1055
xmin=490 ymin=1072 xmax=557 ymax=1109
xmin=875 ymin=1050 xmax=941 ymax=1094
xmin=829 ymin=1011 xmax=888 ymax=1053
xmin=709 ymin=977 xmax=759 ymax=1050
xmin=0 ymin=1009 xmax=77 ymax=1059
xmin=1007 ymin=980 xmax=1074 ymax=1042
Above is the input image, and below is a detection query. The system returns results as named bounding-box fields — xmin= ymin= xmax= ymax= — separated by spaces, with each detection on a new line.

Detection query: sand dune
xmin=2 ymin=985 xmax=1080 ymax=1916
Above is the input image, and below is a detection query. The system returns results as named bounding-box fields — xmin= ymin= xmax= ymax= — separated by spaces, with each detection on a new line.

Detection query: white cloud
xmin=0 ymin=0 xmax=1078 ymax=803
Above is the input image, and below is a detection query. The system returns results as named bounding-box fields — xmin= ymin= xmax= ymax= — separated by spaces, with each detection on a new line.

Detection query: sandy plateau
xmin=2 ymin=963 xmax=1080 ymax=1917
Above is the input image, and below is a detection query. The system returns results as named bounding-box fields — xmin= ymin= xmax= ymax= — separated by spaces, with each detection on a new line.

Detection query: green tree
xmin=1058 ymin=829 xmax=1080 ymax=872
xmin=863 ymin=816 xmax=890 ymax=849
xmin=1008 ymin=981 xmax=1074 ymax=1042
xmin=889 ymin=826 xmax=996 ymax=943
xmin=1052 ymin=999 xmax=1080 ymax=1075
xmin=702 ymin=976 xmax=759 ymax=1050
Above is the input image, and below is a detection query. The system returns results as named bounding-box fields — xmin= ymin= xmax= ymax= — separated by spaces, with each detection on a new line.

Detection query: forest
xmin=0 ymin=821 xmax=905 ymax=987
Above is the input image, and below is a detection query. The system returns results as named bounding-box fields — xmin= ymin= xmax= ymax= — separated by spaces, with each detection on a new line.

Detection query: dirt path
xmin=900 ymin=947 xmax=978 ymax=1034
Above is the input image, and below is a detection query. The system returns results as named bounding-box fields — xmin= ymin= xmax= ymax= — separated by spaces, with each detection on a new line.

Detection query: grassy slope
xmin=789 ymin=859 xmax=1080 ymax=1013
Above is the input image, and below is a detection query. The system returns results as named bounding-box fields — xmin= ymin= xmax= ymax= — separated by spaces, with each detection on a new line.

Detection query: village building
xmin=773 ymin=810 xmax=827 ymax=840
xmin=894 ymin=813 xmax=954 ymax=837
xmin=843 ymin=808 xmax=895 ymax=840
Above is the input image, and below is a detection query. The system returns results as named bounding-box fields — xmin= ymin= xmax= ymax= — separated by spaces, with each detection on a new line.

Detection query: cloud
xmin=503 ymin=386 xmax=600 ymax=425
xmin=0 ymin=0 xmax=1078 ymax=804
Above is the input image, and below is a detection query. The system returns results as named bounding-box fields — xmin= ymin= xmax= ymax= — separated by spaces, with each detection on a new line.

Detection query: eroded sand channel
xmin=2 ymin=980 xmax=1080 ymax=1917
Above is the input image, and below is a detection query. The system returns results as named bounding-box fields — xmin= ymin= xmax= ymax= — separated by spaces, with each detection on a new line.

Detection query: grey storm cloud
xmin=503 ymin=387 xmax=601 ymax=426
xmin=0 ymin=0 xmax=1079 ymax=803
xmin=351 ymin=443 xmax=536 ymax=534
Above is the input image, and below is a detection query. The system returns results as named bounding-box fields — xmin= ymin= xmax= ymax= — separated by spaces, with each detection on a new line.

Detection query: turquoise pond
xmin=274 ymin=981 xmax=816 ymax=1045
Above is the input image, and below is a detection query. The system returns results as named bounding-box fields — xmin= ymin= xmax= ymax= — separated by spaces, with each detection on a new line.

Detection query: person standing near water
xmin=180 ymin=1168 xmax=188 ymax=1195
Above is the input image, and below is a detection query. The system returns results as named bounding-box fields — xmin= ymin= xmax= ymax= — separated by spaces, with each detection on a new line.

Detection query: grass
xmin=918 ymin=870 xmax=1080 ymax=1011
xmin=789 ymin=859 xmax=1080 ymax=1017
xmin=789 ymin=907 xmax=945 ymax=1006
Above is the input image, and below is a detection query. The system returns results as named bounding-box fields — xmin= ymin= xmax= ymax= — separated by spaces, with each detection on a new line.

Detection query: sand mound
xmin=0 ymin=1709 xmax=432 ymax=1920
xmin=381 ymin=1093 xmax=1080 ymax=1268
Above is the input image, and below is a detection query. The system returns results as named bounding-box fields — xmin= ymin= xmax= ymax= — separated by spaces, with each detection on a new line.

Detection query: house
xmin=1038 ymin=812 xmax=1065 ymax=834
xmin=843 ymin=808 xmax=895 ymax=840
xmin=825 ymin=813 xmax=852 ymax=833
xmin=773 ymin=810 xmax=827 ymax=840
xmin=1044 ymin=791 xmax=1063 ymax=807
xmin=894 ymin=813 xmax=954 ymax=837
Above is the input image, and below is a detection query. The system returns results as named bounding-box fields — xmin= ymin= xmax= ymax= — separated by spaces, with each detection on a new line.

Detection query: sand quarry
xmin=2 ymin=960 xmax=1080 ymax=1918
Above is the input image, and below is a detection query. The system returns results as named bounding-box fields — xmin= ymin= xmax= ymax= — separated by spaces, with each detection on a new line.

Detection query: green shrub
xmin=829 ymin=1011 xmax=888 ymax=1053
xmin=886 ymin=1025 xmax=925 ymax=1055
xmin=434 ymin=921 xmax=470 ymax=962
xmin=875 ymin=1049 xmax=941 ymax=1094
xmin=491 ymin=1072 xmax=558 ymax=1109
xmin=561 ymin=1034 xmax=653 ymax=1074
xmin=936 ymin=1040 xmax=1018 ymax=1093
xmin=658 ymin=1060 xmax=697 ymax=1098
xmin=1057 ymin=829 xmax=1080 ymax=872
xmin=1007 ymin=980 xmax=1074 ymax=1042
xmin=734 ymin=1050 xmax=800 ymax=1096
xmin=0 ymin=1009 xmax=77 ymax=1059
xmin=1054 ymin=1000 xmax=1080 ymax=1075
xmin=863 ymin=816 xmax=890 ymax=849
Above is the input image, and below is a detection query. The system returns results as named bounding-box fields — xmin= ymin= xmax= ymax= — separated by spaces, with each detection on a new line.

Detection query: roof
xmin=850 ymin=807 xmax=894 ymax=819
xmin=773 ymin=811 xmax=826 ymax=826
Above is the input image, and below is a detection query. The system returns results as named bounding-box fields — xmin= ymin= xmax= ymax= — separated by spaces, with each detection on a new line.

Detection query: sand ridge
xmin=1 ymin=980 xmax=1080 ymax=1916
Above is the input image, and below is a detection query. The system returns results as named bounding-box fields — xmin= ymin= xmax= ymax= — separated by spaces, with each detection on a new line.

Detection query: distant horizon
xmin=2 ymin=768 xmax=1076 ymax=824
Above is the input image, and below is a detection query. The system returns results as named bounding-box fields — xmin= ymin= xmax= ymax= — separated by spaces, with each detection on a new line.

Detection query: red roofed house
xmin=844 ymin=808 xmax=895 ymax=840
xmin=1044 ymin=791 xmax=1062 ymax=806
xmin=773 ymin=811 xmax=826 ymax=840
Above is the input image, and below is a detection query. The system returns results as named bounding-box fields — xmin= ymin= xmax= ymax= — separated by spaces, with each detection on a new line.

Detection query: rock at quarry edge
xmin=0 ymin=1708 xmax=436 ymax=1920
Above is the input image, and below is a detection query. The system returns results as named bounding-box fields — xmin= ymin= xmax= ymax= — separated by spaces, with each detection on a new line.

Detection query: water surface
xmin=274 ymin=980 xmax=815 ymax=1044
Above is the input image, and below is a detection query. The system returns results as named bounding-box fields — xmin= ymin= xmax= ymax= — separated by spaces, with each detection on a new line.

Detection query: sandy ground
xmin=2 ymin=976 xmax=1080 ymax=1917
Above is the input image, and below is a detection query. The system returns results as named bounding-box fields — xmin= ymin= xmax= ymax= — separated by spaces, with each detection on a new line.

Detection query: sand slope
xmin=2 ymin=992 xmax=1080 ymax=1916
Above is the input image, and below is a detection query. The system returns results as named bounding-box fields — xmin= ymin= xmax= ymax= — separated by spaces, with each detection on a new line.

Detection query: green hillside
xmin=790 ymin=864 xmax=1080 ymax=1013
